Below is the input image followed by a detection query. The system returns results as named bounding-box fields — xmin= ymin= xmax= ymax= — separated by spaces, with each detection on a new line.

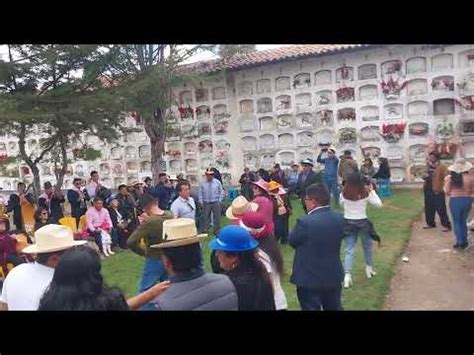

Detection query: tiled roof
xmin=180 ymin=44 xmax=371 ymax=74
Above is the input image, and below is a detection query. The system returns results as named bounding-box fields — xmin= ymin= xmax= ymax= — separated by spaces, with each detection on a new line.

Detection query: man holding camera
xmin=317 ymin=147 xmax=340 ymax=206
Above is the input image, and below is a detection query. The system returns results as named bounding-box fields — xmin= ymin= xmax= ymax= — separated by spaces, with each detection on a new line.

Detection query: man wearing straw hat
xmin=150 ymin=218 xmax=238 ymax=310
xmin=443 ymin=157 xmax=474 ymax=249
xmin=296 ymin=158 xmax=323 ymax=213
xmin=0 ymin=224 xmax=86 ymax=310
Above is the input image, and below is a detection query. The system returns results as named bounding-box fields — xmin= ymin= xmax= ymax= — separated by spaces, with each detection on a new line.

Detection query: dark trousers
xmin=296 ymin=285 xmax=342 ymax=311
xmin=202 ymin=202 xmax=221 ymax=235
xmin=424 ymin=188 xmax=451 ymax=228
xmin=274 ymin=214 xmax=289 ymax=244
xmin=89 ymin=230 xmax=103 ymax=250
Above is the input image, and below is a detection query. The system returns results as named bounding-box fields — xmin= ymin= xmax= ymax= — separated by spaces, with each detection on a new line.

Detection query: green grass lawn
xmin=102 ymin=188 xmax=423 ymax=310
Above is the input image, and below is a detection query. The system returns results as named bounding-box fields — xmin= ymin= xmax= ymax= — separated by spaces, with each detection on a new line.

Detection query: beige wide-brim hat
xmin=225 ymin=195 xmax=259 ymax=220
xmin=448 ymin=158 xmax=473 ymax=174
xmin=23 ymin=224 xmax=86 ymax=254
xmin=151 ymin=218 xmax=208 ymax=249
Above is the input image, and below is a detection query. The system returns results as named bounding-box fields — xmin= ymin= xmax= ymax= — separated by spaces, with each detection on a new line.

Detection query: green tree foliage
xmin=0 ymin=45 xmax=124 ymax=196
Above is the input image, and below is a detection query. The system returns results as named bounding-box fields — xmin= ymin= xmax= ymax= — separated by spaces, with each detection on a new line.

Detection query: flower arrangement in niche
xmin=380 ymin=77 xmax=407 ymax=99
xmin=454 ymin=95 xmax=474 ymax=111
xmin=336 ymin=87 xmax=355 ymax=102
xmin=337 ymin=109 xmax=356 ymax=121
xmin=319 ymin=110 xmax=332 ymax=125
xmin=381 ymin=122 xmax=407 ymax=143
xmin=431 ymin=78 xmax=454 ymax=91
xmin=166 ymin=149 xmax=182 ymax=159
xmin=386 ymin=60 xmax=402 ymax=74
xmin=337 ymin=128 xmax=357 ymax=145
xmin=436 ymin=118 xmax=455 ymax=138
xmin=338 ymin=65 xmax=351 ymax=80
xmin=409 ymin=123 xmax=429 ymax=136
xmin=215 ymin=151 xmax=230 ymax=169
xmin=178 ymin=106 xmax=194 ymax=119
xmin=198 ymin=141 xmax=213 ymax=152
xmin=196 ymin=106 xmax=211 ymax=117
xmin=428 ymin=136 xmax=459 ymax=160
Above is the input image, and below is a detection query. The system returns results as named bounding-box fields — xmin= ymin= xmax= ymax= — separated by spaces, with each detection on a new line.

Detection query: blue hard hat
xmin=208 ymin=225 xmax=259 ymax=252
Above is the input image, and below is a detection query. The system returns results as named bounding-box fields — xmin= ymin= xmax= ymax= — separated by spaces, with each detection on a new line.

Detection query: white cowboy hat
xmin=168 ymin=174 xmax=178 ymax=181
xmin=23 ymin=224 xmax=86 ymax=254
xmin=151 ymin=218 xmax=208 ymax=249
xmin=225 ymin=195 xmax=259 ymax=220
xmin=448 ymin=158 xmax=473 ymax=174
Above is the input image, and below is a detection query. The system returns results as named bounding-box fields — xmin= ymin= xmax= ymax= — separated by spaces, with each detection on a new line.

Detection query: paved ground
xmin=384 ymin=217 xmax=474 ymax=310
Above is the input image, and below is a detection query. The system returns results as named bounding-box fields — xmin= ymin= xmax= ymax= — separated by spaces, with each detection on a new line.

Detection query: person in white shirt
xmin=340 ymin=172 xmax=383 ymax=289
xmin=0 ymin=224 xmax=87 ymax=311
xmin=170 ymin=181 xmax=196 ymax=220
xmin=86 ymin=171 xmax=101 ymax=200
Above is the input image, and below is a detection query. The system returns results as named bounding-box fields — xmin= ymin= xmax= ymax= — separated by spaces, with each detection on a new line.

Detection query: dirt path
xmin=384 ymin=218 xmax=474 ymax=310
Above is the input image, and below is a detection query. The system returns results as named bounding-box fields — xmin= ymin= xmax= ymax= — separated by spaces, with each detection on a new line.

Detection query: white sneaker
xmin=365 ymin=265 xmax=376 ymax=279
xmin=344 ymin=273 xmax=352 ymax=288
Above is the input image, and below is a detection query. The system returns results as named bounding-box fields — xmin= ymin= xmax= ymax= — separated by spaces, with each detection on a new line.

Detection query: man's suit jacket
xmin=289 ymin=206 xmax=345 ymax=289
xmin=295 ymin=170 xmax=322 ymax=197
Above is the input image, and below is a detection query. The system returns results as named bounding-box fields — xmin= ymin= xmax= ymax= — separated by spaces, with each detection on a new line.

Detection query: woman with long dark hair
xmin=239 ymin=211 xmax=287 ymax=310
xmin=209 ymin=225 xmax=275 ymax=310
xmin=443 ymin=158 xmax=474 ymax=250
xmin=38 ymin=246 xmax=129 ymax=310
xmin=340 ymin=172 xmax=383 ymax=288
xmin=38 ymin=245 xmax=170 ymax=311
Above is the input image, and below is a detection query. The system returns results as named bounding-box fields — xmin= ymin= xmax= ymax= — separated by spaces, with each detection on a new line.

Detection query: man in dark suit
xmin=7 ymin=182 xmax=35 ymax=231
xmin=289 ymin=183 xmax=345 ymax=311
xmin=295 ymin=158 xmax=323 ymax=213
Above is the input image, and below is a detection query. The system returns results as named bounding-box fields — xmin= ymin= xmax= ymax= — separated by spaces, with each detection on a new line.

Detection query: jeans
xmin=138 ymin=257 xmax=169 ymax=311
xmin=324 ymin=177 xmax=339 ymax=205
xmin=449 ymin=196 xmax=472 ymax=246
xmin=344 ymin=233 xmax=373 ymax=273
xmin=296 ymin=285 xmax=342 ymax=311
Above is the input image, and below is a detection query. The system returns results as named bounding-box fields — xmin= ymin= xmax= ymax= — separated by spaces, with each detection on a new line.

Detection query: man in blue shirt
xmin=171 ymin=181 xmax=196 ymax=220
xmin=317 ymin=147 xmax=339 ymax=206
xmin=198 ymin=168 xmax=224 ymax=235
xmin=287 ymin=164 xmax=300 ymax=198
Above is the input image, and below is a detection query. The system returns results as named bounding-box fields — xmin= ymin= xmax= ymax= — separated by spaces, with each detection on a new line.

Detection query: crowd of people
xmin=0 ymin=146 xmax=472 ymax=311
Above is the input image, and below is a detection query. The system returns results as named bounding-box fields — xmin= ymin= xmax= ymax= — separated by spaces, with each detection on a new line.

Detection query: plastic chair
xmin=78 ymin=215 xmax=88 ymax=231
xmin=59 ymin=217 xmax=78 ymax=233
xmin=377 ymin=178 xmax=393 ymax=198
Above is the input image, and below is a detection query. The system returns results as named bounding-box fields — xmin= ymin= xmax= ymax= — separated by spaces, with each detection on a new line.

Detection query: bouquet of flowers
xmin=381 ymin=122 xmax=407 ymax=142
xmin=380 ymin=77 xmax=407 ymax=97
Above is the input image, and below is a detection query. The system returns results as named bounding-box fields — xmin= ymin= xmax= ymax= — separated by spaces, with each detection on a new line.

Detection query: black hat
xmin=44 ymin=181 xmax=52 ymax=189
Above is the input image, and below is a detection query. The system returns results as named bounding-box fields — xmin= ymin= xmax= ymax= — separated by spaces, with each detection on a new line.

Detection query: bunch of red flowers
xmin=382 ymin=122 xmax=407 ymax=135
xmin=178 ymin=107 xmax=194 ymax=119
xmin=380 ymin=77 xmax=407 ymax=95
xmin=454 ymin=95 xmax=474 ymax=111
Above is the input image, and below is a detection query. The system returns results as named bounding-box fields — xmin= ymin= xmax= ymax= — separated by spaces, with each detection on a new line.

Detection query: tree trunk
xmin=30 ymin=165 xmax=41 ymax=201
xmin=55 ymin=135 xmax=68 ymax=189
xmin=150 ymin=136 xmax=165 ymax=184
xmin=18 ymin=124 xmax=41 ymax=200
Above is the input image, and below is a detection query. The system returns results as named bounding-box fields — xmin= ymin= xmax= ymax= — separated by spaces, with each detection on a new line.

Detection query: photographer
xmin=317 ymin=147 xmax=340 ymax=206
